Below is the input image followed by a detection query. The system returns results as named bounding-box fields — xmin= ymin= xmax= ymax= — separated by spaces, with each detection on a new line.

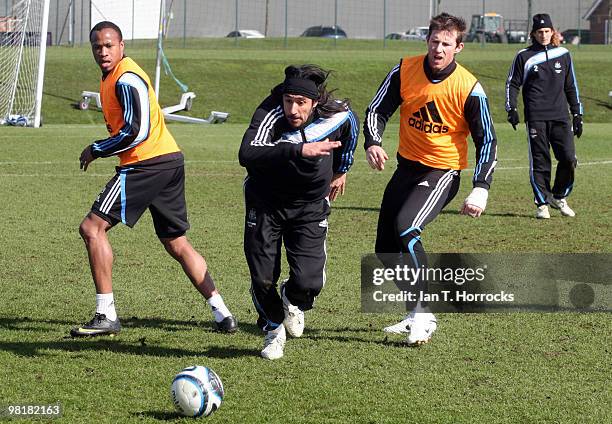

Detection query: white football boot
xmin=280 ymin=282 xmax=304 ymax=337
xmin=549 ymin=198 xmax=575 ymax=217
xmin=383 ymin=311 xmax=416 ymax=334
xmin=261 ymin=324 xmax=286 ymax=360
xmin=535 ymin=205 xmax=550 ymax=219
xmin=406 ymin=312 xmax=437 ymax=346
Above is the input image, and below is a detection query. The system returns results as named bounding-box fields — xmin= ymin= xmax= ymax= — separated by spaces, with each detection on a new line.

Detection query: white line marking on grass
xmin=0 ymin=173 xmax=112 ymax=177
xmin=1 ymin=159 xmax=611 ymax=166
xmin=0 ymin=172 xmax=246 ymax=177
xmin=1 ymin=161 xmax=611 ymax=177
xmin=465 ymin=160 xmax=612 ymax=171
xmin=0 ymin=160 xmax=239 ymax=165
xmin=0 ymin=161 xmax=59 ymax=165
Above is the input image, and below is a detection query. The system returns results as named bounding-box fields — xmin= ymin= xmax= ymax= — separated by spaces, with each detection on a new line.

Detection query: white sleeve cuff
xmin=464 ymin=187 xmax=488 ymax=211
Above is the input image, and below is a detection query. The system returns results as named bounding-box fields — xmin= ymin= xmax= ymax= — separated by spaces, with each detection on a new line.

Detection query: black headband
xmin=282 ymin=78 xmax=319 ymax=100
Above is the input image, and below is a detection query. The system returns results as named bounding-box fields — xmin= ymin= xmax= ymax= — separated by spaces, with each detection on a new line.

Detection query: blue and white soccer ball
xmin=171 ymin=366 xmax=224 ymax=417
xmin=5 ymin=114 xmax=29 ymax=127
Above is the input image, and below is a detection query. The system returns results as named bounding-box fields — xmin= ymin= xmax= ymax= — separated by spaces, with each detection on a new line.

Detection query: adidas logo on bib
xmin=408 ymin=100 xmax=449 ymax=134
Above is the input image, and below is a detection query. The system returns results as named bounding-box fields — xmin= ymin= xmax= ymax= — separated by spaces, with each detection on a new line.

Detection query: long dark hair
xmin=283 ymin=64 xmax=350 ymax=118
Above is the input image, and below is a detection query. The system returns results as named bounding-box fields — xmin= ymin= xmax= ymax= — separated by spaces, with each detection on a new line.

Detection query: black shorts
xmin=375 ymin=156 xmax=461 ymax=254
xmin=91 ymin=159 xmax=190 ymax=238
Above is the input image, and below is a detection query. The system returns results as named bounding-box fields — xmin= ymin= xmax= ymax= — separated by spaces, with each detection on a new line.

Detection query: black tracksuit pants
xmin=375 ymin=158 xmax=461 ymax=309
xmin=244 ymin=184 xmax=330 ymax=332
xmin=526 ymin=120 xmax=576 ymax=206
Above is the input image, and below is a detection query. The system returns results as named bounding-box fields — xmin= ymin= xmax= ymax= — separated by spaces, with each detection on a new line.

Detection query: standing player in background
xmin=363 ymin=13 xmax=497 ymax=346
xmin=506 ymin=13 xmax=583 ymax=219
xmin=71 ymin=21 xmax=237 ymax=337
xmin=239 ymin=64 xmax=359 ymax=360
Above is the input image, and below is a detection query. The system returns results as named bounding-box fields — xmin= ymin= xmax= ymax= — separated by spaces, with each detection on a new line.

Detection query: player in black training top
xmin=239 ymin=64 xmax=359 ymax=360
xmin=506 ymin=13 xmax=583 ymax=219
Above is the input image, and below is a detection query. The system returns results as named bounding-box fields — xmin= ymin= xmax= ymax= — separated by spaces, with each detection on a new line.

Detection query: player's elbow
xmin=238 ymin=147 xmax=251 ymax=167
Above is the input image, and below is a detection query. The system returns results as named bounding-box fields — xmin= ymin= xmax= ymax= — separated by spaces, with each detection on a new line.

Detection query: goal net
xmin=0 ymin=0 xmax=50 ymax=128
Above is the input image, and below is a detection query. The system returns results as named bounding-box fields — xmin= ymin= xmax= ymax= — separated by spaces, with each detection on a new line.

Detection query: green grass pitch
xmin=0 ymin=40 xmax=611 ymax=423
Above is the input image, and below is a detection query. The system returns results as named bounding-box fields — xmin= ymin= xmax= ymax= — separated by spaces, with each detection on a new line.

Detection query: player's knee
xmin=160 ymin=235 xmax=189 ymax=259
xmin=553 ymin=159 xmax=577 ymax=175
xmin=250 ymin=275 xmax=275 ymax=291
xmin=78 ymin=221 xmax=88 ymax=240
xmin=160 ymin=237 xmax=179 ymax=257
xmin=292 ymin=269 xmax=324 ymax=294
xmin=285 ymin=275 xmax=322 ymax=311
xmin=559 ymin=157 xmax=577 ymax=169
xmin=554 ymin=148 xmax=576 ymax=164
xmin=79 ymin=218 xmax=102 ymax=242
xmin=398 ymin=227 xmax=422 ymax=251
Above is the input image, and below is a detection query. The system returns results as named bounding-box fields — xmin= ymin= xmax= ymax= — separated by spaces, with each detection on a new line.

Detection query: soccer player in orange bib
xmin=71 ymin=21 xmax=237 ymax=337
xmin=363 ymin=13 xmax=497 ymax=346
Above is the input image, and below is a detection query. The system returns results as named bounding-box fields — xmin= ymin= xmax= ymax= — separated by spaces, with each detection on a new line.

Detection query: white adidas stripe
xmin=412 ymin=170 xmax=456 ymax=229
xmin=100 ymin=178 xmax=121 ymax=214
xmin=412 ymin=171 xmax=454 ymax=229
xmin=367 ymin=64 xmax=400 ymax=143
xmin=412 ymin=171 xmax=454 ymax=227
xmin=253 ymin=106 xmax=283 ymax=146
xmin=253 ymin=107 xmax=279 ymax=143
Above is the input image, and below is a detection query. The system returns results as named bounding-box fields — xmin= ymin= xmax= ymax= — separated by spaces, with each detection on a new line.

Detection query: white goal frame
xmin=0 ymin=0 xmax=51 ymax=128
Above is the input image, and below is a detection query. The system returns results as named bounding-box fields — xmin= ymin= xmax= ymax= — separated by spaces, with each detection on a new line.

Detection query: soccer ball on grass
xmin=171 ymin=366 xmax=224 ymax=417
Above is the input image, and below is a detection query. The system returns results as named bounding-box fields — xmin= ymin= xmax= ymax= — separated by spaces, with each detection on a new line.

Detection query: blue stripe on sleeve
xmin=473 ymin=96 xmax=493 ymax=183
xmin=569 ymin=56 xmax=583 ymax=115
xmin=93 ymin=83 xmax=138 ymax=154
xmin=337 ymin=110 xmax=359 ymax=173
xmin=93 ymin=84 xmax=135 ymax=152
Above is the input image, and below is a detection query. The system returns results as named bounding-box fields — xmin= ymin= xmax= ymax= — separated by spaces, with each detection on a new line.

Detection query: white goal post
xmin=0 ymin=0 xmax=50 ymax=128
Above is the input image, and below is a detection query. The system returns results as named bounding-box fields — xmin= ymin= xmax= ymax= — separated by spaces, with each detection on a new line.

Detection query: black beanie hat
xmin=532 ymin=13 xmax=553 ymax=31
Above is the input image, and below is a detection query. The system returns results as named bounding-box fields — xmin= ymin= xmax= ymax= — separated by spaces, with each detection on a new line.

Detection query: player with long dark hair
xmin=239 ymin=64 xmax=359 ymax=359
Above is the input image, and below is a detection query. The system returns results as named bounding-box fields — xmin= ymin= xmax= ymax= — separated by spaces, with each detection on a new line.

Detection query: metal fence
xmin=5 ymin=0 xmax=608 ymax=46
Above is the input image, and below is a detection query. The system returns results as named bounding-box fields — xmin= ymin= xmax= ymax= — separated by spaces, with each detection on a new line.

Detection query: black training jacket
xmin=239 ymin=85 xmax=359 ymax=204
xmin=505 ymin=42 xmax=583 ymax=121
